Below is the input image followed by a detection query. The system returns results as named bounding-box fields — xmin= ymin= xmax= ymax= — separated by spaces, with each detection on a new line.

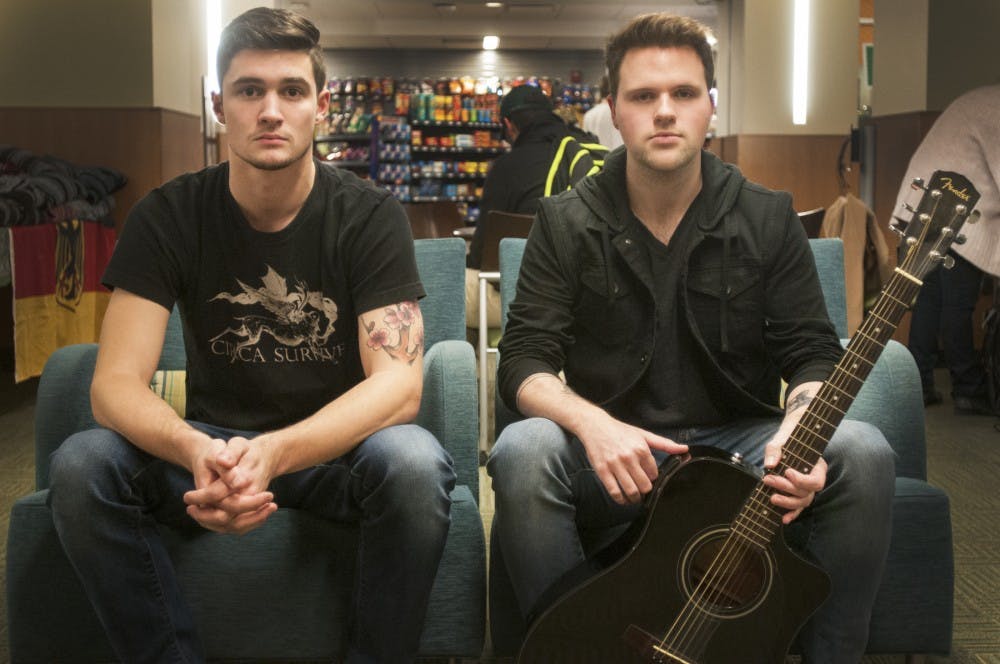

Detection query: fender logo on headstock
xmin=940 ymin=176 xmax=972 ymax=202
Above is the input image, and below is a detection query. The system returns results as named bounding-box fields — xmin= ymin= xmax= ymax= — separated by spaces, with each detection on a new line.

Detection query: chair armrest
xmin=34 ymin=344 xmax=101 ymax=489
xmin=845 ymin=339 xmax=927 ymax=480
xmin=418 ymin=339 xmax=479 ymax=501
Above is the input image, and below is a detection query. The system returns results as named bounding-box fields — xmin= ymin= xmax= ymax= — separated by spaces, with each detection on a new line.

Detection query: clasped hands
xmin=183 ymin=436 xmax=279 ymax=535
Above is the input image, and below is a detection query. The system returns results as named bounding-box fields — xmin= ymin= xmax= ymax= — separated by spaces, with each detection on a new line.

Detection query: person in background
xmin=488 ymin=12 xmax=894 ymax=663
xmin=45 ymin=8 xmax=454 ymax=663
xmin=465 ymin=84 xmax=583 ymax=328
xmin=582 ymin=74 xmax=624 ymax=150
xmin=894 ymin=83 xmax=1000 ymax=415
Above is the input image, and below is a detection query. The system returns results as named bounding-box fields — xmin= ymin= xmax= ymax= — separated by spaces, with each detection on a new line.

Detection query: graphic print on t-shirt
xmin=208 ymin=265 xmax=341 ymax=365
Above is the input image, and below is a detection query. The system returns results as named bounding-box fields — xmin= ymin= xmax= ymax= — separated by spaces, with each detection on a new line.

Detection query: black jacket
xmin=467 ymin=114 xmax=577 ymax=268
xmin=497 ymin=148 xmax=843 ymax=422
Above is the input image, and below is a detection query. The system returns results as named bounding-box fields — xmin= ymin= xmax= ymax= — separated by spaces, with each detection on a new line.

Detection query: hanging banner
xmin=10 ymin=219 xmax=116 ymax=382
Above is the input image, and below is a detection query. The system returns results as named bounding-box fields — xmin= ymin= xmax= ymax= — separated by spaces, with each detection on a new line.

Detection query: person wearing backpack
xmin=465 ymin=84 xmax=607 ymax=327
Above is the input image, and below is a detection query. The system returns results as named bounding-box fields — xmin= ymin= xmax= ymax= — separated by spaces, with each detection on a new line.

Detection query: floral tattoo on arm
xmin=363 ymin=301 xmax=424 ymax=364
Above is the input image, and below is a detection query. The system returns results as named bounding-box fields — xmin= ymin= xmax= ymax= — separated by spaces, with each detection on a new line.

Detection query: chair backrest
xmin=499 ymin=237 xmax=528 ymax=332
xmin=403 ymin=201 xmax=466 ymax=239
xmin=414 ymin=237 xmax=468 ymax=346
xmin=479 ymin=211 xmax=534 ymax=272
xmin=807 ymin=238 xmax=849 ymax=339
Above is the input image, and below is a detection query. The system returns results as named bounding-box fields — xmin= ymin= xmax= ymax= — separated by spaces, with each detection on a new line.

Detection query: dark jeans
xmin=48 ymin=422 xmax=455 ymax=664
xmin=908 ymin=250 xmax=987 ymax=398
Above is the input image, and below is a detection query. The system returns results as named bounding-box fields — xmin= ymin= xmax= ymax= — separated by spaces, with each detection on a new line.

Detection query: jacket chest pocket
xmin=573 ymin=266 xmax=640 ymax=346
xmin=686 ymin=264 xmax=763 ymax=354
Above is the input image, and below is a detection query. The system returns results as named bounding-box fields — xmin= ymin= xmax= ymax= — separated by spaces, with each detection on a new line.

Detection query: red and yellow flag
xmin=10 ymin=219 xmax=116 ymax=382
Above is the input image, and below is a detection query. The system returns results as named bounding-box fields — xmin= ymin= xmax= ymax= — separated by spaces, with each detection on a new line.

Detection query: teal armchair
xmin=6 ymin=238 xmax=485 ymax=662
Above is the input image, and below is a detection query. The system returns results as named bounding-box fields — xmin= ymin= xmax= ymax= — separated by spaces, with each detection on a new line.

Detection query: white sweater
xmin=894 ymin=84 xmax=1000 ymax=277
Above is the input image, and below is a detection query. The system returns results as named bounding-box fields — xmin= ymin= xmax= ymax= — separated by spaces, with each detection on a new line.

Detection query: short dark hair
xmin=605 ymin=13 xmax=714 ymax=99
xmin=217 ymin=7 xmax=327 ymax=93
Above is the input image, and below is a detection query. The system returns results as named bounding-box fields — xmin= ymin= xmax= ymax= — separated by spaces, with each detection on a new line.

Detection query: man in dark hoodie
xmin=465 ymin=85 xmax=597 ymax=327
xmin=487 ymin=12 xmax=894 ymax=663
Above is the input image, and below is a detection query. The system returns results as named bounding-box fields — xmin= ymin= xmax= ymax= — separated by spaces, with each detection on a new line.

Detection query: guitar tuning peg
xmin=889 ymin=215 xmax=908 ymax=236
xmin=954 ymin=234 xmax=967 ymax=245
xmin=966 ymin=210 xmax=982 ymax=225
xmin=930 ymin=189 xmax=943 ymax=200
xmin=910 ymin=177 xmax=925 ymax=190
xmin=942 ymin=255 xmax=956 ymax=269
xmin=955 ymin=204 xmax=967 ymax=215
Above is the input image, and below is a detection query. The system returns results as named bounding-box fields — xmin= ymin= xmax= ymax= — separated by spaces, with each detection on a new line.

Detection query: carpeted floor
xmin=2 ymin=367 xmax=999 ymax=663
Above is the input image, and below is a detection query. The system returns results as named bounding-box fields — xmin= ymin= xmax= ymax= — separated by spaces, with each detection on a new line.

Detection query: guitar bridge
xmin=623 ymin=624 xmax=695 ymax=663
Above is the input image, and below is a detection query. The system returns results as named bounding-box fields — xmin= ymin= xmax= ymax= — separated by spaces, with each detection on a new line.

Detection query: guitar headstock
xmin=891 ymin=170 xmax=981 ymax=281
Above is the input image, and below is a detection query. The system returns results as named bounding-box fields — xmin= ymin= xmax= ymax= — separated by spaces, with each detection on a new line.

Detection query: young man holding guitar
xmin=489 ymin=13 xmax=895 ymax=663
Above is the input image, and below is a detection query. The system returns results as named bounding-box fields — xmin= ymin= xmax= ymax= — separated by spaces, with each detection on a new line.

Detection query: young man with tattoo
xmin=47 ymin=8 xmax=454 ymax=663
xmin=488 ymin=13 xmax=894 ymax=662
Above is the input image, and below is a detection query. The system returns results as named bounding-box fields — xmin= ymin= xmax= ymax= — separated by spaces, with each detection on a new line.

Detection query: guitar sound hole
xmin=678 ymin=527 xmax=773 ymax=619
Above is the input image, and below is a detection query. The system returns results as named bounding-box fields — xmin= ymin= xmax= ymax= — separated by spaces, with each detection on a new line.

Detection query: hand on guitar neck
xmin=761 ymin=380 xmax=828 ymax=524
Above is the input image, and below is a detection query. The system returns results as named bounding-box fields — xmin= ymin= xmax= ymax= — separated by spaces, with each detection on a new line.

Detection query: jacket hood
xmin=514 ymin=114 xmax=574 ymax=147
xmin=574 ymin=146 xmax=747 ymax=233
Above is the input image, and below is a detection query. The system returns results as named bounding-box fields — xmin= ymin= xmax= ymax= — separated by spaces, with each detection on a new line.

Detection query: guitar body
xmin=518 ymin=447 xmax=830 ymax=664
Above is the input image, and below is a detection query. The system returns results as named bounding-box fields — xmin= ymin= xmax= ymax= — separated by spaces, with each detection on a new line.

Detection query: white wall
xmin=152 ymin=0 xmax=205 ymax=116
xmin=0 ymin=0 xmax=153 ymax=107
xmin=728 ymin=0 xmax=858 ymax=135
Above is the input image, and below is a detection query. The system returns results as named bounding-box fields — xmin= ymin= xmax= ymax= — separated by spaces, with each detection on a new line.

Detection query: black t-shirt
xmin=103 ymin=161 xmax=423 ymax=431
xmin=616 ymin=195 xmax=723 ymax=429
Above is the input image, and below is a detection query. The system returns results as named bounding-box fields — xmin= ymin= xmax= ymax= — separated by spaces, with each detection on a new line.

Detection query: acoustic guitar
xmin=517 ymin=171 xmax=981 ymax=664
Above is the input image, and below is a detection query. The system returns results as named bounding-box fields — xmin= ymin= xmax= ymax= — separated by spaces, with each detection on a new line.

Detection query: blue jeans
xmin=48 ymin=422 xmax=455 ymax=664
xmin=487 ymin=416 xmax=895 ymax=664
xmin=908 ymin=250 xmax=987 ymax=398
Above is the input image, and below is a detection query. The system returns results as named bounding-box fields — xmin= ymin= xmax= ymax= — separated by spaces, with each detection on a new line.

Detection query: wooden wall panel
xmin=160 ymin=109 xmax=205 ymax=182
xmin=865 ymin=111 xmax=939 ymax=343
xmin=0 ymin=107 xmax=203 ymax=230
xmin=866 ymin=111 xmax=940 ymax=252
xmin=718 ymin=134 xmax=858 ymax=213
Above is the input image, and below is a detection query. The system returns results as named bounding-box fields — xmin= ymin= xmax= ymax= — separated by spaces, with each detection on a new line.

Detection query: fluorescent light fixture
xmin=483 ymin=35 xmax=500 ymax=50
xmin=205 ymin=0 xmax=221 ymax=93
xmin=485 ymin=1 xmax=504 ymax=7
xmin=792 ymin=0 xmax=810 ymax=125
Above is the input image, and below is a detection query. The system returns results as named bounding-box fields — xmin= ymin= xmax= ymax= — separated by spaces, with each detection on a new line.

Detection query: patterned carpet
xmin=1 ymin=368 xmax=998 ymax=662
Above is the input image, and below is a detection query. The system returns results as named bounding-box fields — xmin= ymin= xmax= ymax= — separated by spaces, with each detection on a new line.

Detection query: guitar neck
xmin=732 ymin=267 xmax=922 ymax=548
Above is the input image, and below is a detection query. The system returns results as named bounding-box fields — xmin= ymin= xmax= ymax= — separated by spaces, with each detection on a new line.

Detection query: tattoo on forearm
xmin=786 ymin=390 xmax=814 ymax=413
xmin=362 ymin=301 xmax=424 ymax=364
